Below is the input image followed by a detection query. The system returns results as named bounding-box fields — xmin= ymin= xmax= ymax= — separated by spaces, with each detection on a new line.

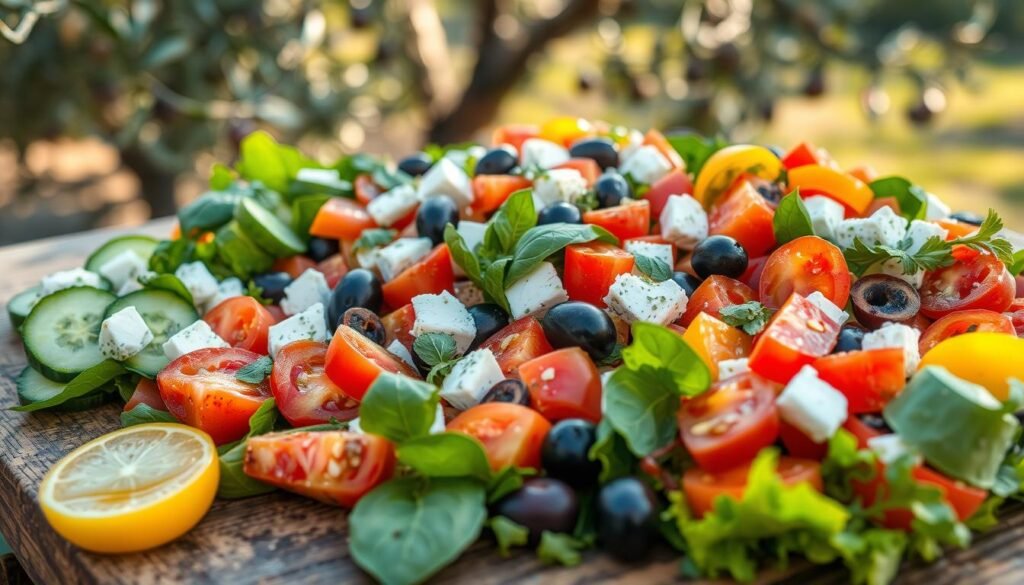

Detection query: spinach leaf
xmin=178 ymin=190 xmax=245 ymax=234
xmin=772 ymin=189 xmax=815 ymax=245
xmin=603 ymin=367 xmax=680 ymax=457
xmin=209 ymin=163 xmax=236 ymax=190
xmin=505 ymin=224 xmax=617 ymax=285
xmin=397 ymin=433 xmax=492 ymax=482
xmin=235 ymin=356 xmax=274 ymax=385
xmin=121 ymin=404 xmax=177 ymax=427
xmin=665 ymin=133 xmax=728 ymax=176
xmin=359 ymin=373 xmax=440 ymax=443
xmin=869 ymin=176 xmax=928 ymax=221
xmin=12 ymin=360 xmax=126 ymax=412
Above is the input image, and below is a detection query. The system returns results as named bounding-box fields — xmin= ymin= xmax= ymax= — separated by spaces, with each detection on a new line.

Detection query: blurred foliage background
xmin=1 ymin=0 xmax=1023 ymax=245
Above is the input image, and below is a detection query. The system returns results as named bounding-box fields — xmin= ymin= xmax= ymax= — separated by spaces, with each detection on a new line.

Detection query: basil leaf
xmin=603 ymin=367 xmax=680 ymax=457
xmin=506 ymin=224 xmax=618 ymax=285
xmin=397 ymin=432 xmax=492 ymax=482
xmin=444 ymin=224 xmax=483 ymax=284
xmin=235 ymin=356 xmax=274 ymax=385
xmin=490 ymin=516 xmax=530 ymax=556
xmin=12 ymin=360 xmax=126 ymax=412
xmin=665 ymin=133 xmax=728 ymax=176
xmin=482 ymin=257 xmax=511 ymax=312
xmin=487 ymin=466 xmax=534 ymax=503
xmin=588 ymin=419 xmax=635 ymax=483
xmin=113 ymin=374 xmax=140 ymax=404
xmin=148 ymin=237 xmax=196 ymax=274
xmin=537 ymin=531 xmax=585 ymax=566
xmin=138 ymin=273 xmax=194 ymax=305
xmin=633 ymin=254 xmax=672 ymax=282
xmin=412 ymin=332 xmax=457 ymax=367
xmin=869 ymin=177 xmax=928 ymax=221
xmin=772 ymin=189 xmax=815 ymax=245
xmin=246 ymin=398 xmax=279 ymax=436
xmin=359 ymin=373 xmax=440 ymax=443
xmin=354 ymin=227 xmax=398 ymax=252
xmin=209 ymin=163 xmax=236 ymax=190
xmin=622 ymin=322 xmax=711 ymax=397
xmin=291 ymin=194 xmax=332 ymax=240
xmin=487 ymin=189 xmax=537 ymax=255
xmin=120 ymin=404 xmax=177 ymax=427
xmin=718 ymin=301 xmax=774 ymax=335
xmin=349 ymin=477 xmax=487 ymax=585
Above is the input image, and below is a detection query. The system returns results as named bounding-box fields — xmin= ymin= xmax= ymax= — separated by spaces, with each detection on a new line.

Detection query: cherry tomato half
xmin=679 ymin=275 xmax=756 ymax=327
xmin=919 ymin=253 xmax=1015 ymax=319
xmin=381 ymin=303 xmax=417 ymax=350
xmin=310 ymin=198 xmax=377 ymax=242
xmin=693 ymin=145 xmax=782 ymax=208
xmin=479 ymin=317 xmax=554 ymax=377
xmin=471 ymin=176 xmax=532 ymax=215
xmin=918 ymin=309 xmax=1015 ymax=356
xmin=749 ymin=293 xmax=841 ymax=384
xmin=563 ymin=242 xmax=635 ymax=308
xmin=380 ymin=244 xmax=455 ymax=310
xmin=204 ymin=296 xmax=275 ymax=355
xmin=759 ymin=235 xmax=851 ymax=310
xmin=518 ymin=347 xmax=603 ymax=423
xmin=324 ymin=325 xmax=421 ymax=401
xmin=447 ymin=403 xmax=552 ymax=471
xmin=123 ymin=378 xmax=167 ymax=413
xmin=272 ymin=340 xmax=361 ymax=427
xmin=644 ymin=169 xmax=693 ymax=218
xmin=683 ymin=456 xmax=822 ymax=517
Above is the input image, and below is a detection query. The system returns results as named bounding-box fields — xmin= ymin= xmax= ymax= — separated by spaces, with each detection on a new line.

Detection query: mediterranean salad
xmin=8 ymin=117 xmax=1024 ymax=585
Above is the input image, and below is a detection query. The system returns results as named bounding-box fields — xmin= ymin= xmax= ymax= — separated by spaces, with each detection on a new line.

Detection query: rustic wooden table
xmin=2 ymin=221 xmax=1024 ymax=584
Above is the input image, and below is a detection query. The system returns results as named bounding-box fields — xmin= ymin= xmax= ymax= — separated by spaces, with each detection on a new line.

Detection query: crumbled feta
xmin=205 ymin=277 xmax=246 ymax=313
xmin=440 ymin=348 xmax=505 ymax=410
xmin=162 ymin=320 xmax=230 ymax=361
xmin=411 ymin=290 xmax=477 ymax=355
xmin=280 ymin=269 xmax=331 ymax=316
xmin=268 ymin=303 xmax=329 ymax=357
xmin=99 ymin=306 xmax=154 ymax=361
xmin=367 ymin=184 xmax=419 ymax=227
xmin=376 ymin=238 xmax=433 ymax=282
xmin=175 ymin=262 xmax=219 ymax=307
xmin=803 ymin=195 xmax=845 ymax=241
xmin=833 ymin=206 xmax=908 ymax=250
xmin=619 ymin=144 xmax=672 ymax=185
xmin=924 ymin=192 xmax=951 ymax=220
xmin=505 ymin=262 xmax=569 ymax=319
xmin=97 ymin=250 xmax=149 ymax=290
xmin=386 ymin=340 xmax=417 ymax=369
xmin=416 ymin=158 xmax=473 ymax=209
xmin=867 ymin=434 xmax=921 ymax=465
xmin=805 ymin=291 xmax=848 ymax=326
xmin=356 ymin=247 xmax=381 ymax=270
xmin=520 ymin=138 xmax=570 ymax=169
xmin=625 ymin=240 xmax=674 ymax=269
xmin=776 ymin=365 xmax=848 ymax=443
xmin=603 ymin=273 xmax=688 ymax=325
xmin=40 ymin=268 xmax=104 ymax=295
xmin=862 ymin=322 xmax=920 ymax=377
xmin=457 ymin=221 xmax=486 ymax=253
xmin=660 ymin=194 xmax=708 ymax=250
xmin=717 ymin=358 xmax=750 ymax=380
xmin=533 ymin=169 xmax=588 ymax=206
xmin=905 ymin=219 xmax=948 ymax=253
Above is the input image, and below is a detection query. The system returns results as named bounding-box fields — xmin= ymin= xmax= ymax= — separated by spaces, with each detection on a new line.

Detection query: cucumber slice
xmin=21 ymin=286 xmax=117 ymax=382
xmin=7 ymin=285 xmax=41 ymax=329
xmin=216 ymin=221 xmax=274 ymax=279
xmin=236 ymin=198 xmax=306 ymax=257
xmin=84 ymin=235 xmax=159 ymax=272
xmin=105 ymin=289 xmax=199 ymax=378
xmin=16 ymin=367 xmax=112 ymax=411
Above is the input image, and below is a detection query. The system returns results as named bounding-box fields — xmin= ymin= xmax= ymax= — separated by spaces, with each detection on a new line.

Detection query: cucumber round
xmin=105 ymin=289 xmax=199 ymax=378
xmin=236 ymin=198 xmax=306 ymax=257
xmin=21 ymin=286 xmax=117 ymax=382
xmin=216 ymin=221 xmax=274 ymax=279
xmin=16 ymin=367 xmax=112 ymax=412
xmin=84 ymin=235 xmax=159 ymax=272
xmin=7 ymin=285 xmax=41 ymax=329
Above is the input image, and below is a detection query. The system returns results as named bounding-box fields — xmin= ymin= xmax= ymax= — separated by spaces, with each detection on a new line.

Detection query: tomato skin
xmin=683 ymin=456 xmax=823 ymax=517
xmin=749 ymin=293 xmax=841 ymax=384
xmin=739 ymin=256 xmax=768 ymax=290
xmin=679 ymin=276 xmax=756 ymax=327
xmin=848 ymin=165 xmax=878 ymax=184
xmin=854 ymin=462 xmax=987 ymax=529
xmin=266 ymin=304 xmax=287 ymax=323
xmin=694 ymin=145 xmax=782 ymax=208
xmin=273 ymin=255 xmax=318 ymax=279
xmin=554 ymin=158 xmax=601 ymax=186
xmin=781 ymin=142 xmax=825 ymax=170
xmin=157 ymin=347 xmax=273 ymax=445
xmin=919 ymin=253 xmax=1015 ymax=319
xmin=681 ymin=313 xmax=752 ymax=380
xmin=492 ymin=124 xmax=540 ymax=152
xmin=563 ymin=242 xmax=635 ymax=307
xmin=787 ymin=165 xmax=873 ymax=215
xmin=642 ymin=129 xmax=685 ymax=169
xmin=812 ymin=349 xmax=906 ymax=414
xmin=582 ymin=199 xmax=651 ymax=242
xmin=759 ymin=236 xmax=851 ymax=310
xmin=471 ymin=175 xmax=532 ymax=215
xmin=381 ymin=303 xmax=416 ymax=349
xmin=1004 ymin=298 xmax=1024 ymax=336
xmin=644 ymin=169 xmax=693 ymax=217
xmin=779 ymin=421 xmax=829 ymax=460
xmin=310 ymin=198 xmax=377 ymax=242
xmin=709 ymin=179 xmax=777 ymax=258
xmin=124 ymin=378 xmax=167 ymax=412
xmin=381 ymin=244 xmax=455 ymax=310
xmin=271 ymin=340 xmax=360 ymax=427
xmin=204 ymin=296 xmax=275 ymax=355
xmin=447 ymin=403 xmax=552 ymax=471
xmin=244 ymin=431 xmax=395 ymax=508
xmin=479 ymin=317 xmax=554 ymax=376
xmin=919 ymin=309 xmax=1015 ymax=355
xmin=354 ymin=174 xmax=383 ymax=206
xmin=518 ymin=348 xmax=603 ymax=423
xmin=324 ymin=325 xmax=421 ymax=401
xmin=678 ymin=372 xmax=780 ymax=473
xmin=317 ymin=254 xmax=349 ymax=289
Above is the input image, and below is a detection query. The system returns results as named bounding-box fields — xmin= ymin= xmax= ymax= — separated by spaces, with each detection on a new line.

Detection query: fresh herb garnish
xmin=772 ymin=189 xmax=815 ymax=245
xmin=489 ymin=516 xmax=530 ymax=556
xmin=235 ymin=356 xmax=274 ymax=384
xmin=665 ymin=133 xmax=729 ymax=176
xmin=537 ymin=531 xmax=585 ymax=566
xmin=869 ymin=177 xmax=928 ymax=221
xmin=353 ymin=228 xmax=397 ymax=251
xmin=412 ymin=332 xmax=460 ymax=384
xmin=120 ymin=404 xmax=177 ymax=427
xmin=719 ymin=301 xmax=774 ymax=335
xmin=633 ymin=253 xmax=672 ymax=282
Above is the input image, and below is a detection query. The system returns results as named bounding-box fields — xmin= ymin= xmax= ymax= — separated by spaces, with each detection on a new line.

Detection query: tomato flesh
xmin=204 ymin=296 xmax=275 ymax=355
xmin=683 ymin=456 xmax=823 ymax=517
xmin=749 ymin=293 xmax=841 ymax=384
xmin=124 ymin=378 xmax=167 ymax=413
xmin=272 ymin=340 xmax=360 ymax=427
xmin=324 ymin=325 xmax=421 ymax=401
xmin=563 ymin=242 xmax=635 ymax=308
xmin=760 ymin=236 xmax=851 ymax=310
xmin=679 ymin=276 xmax=756 ymax=327
xmin=518 ymin=348 xmax=603 ymax=423
xmin=471 ymin=175 xmax=532 ymax=215
xmin=582 ymin=199 xmax=650 ymax=242
xmin=310 ymin=198 xmax=377 ymax=242
xmin=919 ymin=253 xmax=1015 ymax=319
xmin=681 ymin=313 xmax=752 ymax=380
xmin=812 ymin=349 xmax=906 ymax=414
xmin=919 ymin=309 xmax=1015 ymax=355
xmin=644 ymin=169 xmax=693 ymax=217
xmin=709 ymin=179 xmax=776 ymax=258
xmin=479 ymin=317 xmax=554 ymax=376
xmin=381 ymin=303 xmax=417 ymax=350
xmin=381 ymin=244 xmax=455 ymax=310
xmin=447 ymin=403 xmax=551 ymax=471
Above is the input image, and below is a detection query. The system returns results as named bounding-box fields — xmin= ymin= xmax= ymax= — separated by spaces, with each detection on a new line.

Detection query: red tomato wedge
xmin=645 ymin=168 xmax=693 ymax=218
xmin=471 ymin=175 xmax=532 ymax=215
xmin=563 ymin=242 xmax=635 ymax=308
xmin=381 ymin=244 xmax=455 ymax=309
xmin=324 ymin=325 xmax=421 ymax=401
xmin=317 ymin=254 xmax=350 ymax=289
xmin=779 ymin=421 xmax=829 ymax=460
xmin=643 ymin=129 xmax=685 ymax=169
xmin=492 ymin=124 xmax=540 ymax=152
xmin=123 ymin=378 xmax=167 ymax=413
xmin=749 ymin=293 xmax=841 ymax=384
xmin=271 ymin=340 xmax=361 ymax=427
xmin=273 ymin=255 xmax=318 ymax=279
xmin=919 ymin=309 xmax=1015 ymax=355
xmin=853 ymin=460 xmax=987 ymax=530
xmin=780 ymin=142 xmax=826 ymax=170
xmin=447 ymin=403 xmax=551 ymax=471
xmin=683 ymin=456 xmax=823 ymax=517
xmin=354 ymin=174 xmax=383 ymax=206
xmin=759 ymin=235 xmax=851 ymax=310
xmin=919 ymin=253 xmax=1015 ymax=319
xmin=518 ymin=348 xmax=603 ymax=423
xmin=381 ymin=303 xmax=416 ymax=350
xmin=204 ymin=296 xmax=275 ymax=355
xmin=679 ymin=276 xmax=756 ymax=327
xmin=310 ymin=198 xmax=377 ymax=242
xmin=479 ymin=317 xmax=554 ymax=377
xmin=709 ymin=179 xmax=777 ymax=258
xmin=554 ymin=158 xmax=601 ymax=186
xmin=812 ymin=348 xmax=906 ymax=414
xmin=583 ymin=199 xmax=650 ymax=242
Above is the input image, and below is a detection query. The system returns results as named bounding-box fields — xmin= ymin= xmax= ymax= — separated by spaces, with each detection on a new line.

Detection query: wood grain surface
xmin=1 ymin=221 xmax=1023 ymax=585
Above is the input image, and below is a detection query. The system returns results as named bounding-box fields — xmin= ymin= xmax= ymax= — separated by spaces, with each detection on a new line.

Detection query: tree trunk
xmin=120 ymin=147 xmax=178 ymax=219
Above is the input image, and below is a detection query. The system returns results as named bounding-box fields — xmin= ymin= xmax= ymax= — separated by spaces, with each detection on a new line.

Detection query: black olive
xmin=833 ymin=325 xmax=867 ymax=353
xmin=949 ymin=211 xmax=984 ymax=226
xmin=537 ymin=202 xmax=582 ymax=226
xmin=481 ymin=379 xmax=530 ymax=407
xmin=858 ymin=414 xmax=892 ymax=433
xmin=541 ymin=301 xmax=617 ymax=362
xmin=342 ymin=307 xmax=386 ymax=346
xmin=541 ymin=419 xmax=601 ymax=488
xmin=492 ymin=478 xmax=578 ymax=543
xmin=596 ymin=477 xmax=659 ymax=562
xmin=850 ymin=274 xmax=920 ymax=330
xmin=569 ymin=138 xmax=619 ymax=170
xmin=690 ymin=235 xmax=748 ymax=279
xmin=474 ymin=147 xmax=518 ymax=176
xmin=252 ymin=272 xmax=292 ymax=304
xmin=307 ymin=237 xmax=340 ymax=263
xmin=594 ymin=173 xmax=631 ymax=209
xmin=753 ymin=181 xmax=785 ymax=204
xmin=671 ymin=272 xmax=702 ymax=297
xmin=468 ymin=303 xmax=509 ymax=350
xmin=397 ymin=153 xmax=432 ymax=177
xmin=416 ymin=196 xmax=460 ymax=246
xmin=328 ymin=269 xmax=383 ymax=330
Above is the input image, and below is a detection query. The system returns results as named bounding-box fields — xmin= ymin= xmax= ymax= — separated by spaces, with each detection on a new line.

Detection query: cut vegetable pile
xmin=8 ymin=117 xmax=1024 ymax=584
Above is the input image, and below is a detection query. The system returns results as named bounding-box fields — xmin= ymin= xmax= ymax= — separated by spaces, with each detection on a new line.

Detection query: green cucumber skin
xmin=236 ymin=198 xmax=306 ymax=257
xmin=84 ymin=235 xmax=159 ymax=272
xmin=7 ymin=285 xmax=41 ymax=329
xmin=104 ymin=289 xmax=200 ymax=378
xmin=21 ymin=286 xmax=116 ymax=383
xmin=216 ymin=221 xmax=274 ymax=279
xmin=15 ymin=367 xmax=112 ymax=412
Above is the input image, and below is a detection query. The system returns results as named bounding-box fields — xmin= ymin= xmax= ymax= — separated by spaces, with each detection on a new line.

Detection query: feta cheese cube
xmin=117 ymin=278 xmax=145 ymax=297
xmin=833 ymin=206 xmax=908 ymax=250
xmin=442 ymin=145 xmax=486 ymax=170
xmin=619 ymin=144 xmax=672 ymax=185
xmin=457 ymin=221 xmax=486 ymax=253
xmin=386 ymin=340 xmax=417 ymax=369
xmin=416 ymin=158 xmax=473 ymax=209
xmin=776 ymin=365 xmax=848 ymax=443
xmin=205 ymin=277 xmax=246 ymax=312
xmin=533 ymin=169 xmax=588 ymax=207
xmin=377 ymin=238 xmax=432 ymax=282
xmin=924 ymin=192 xmax=951 ymax=220
xmin=867 ymin=434 xmax=921 ymax=465
xmin=162 ymin=320 xmax=230 ymax=361
xmin=505 ymin=261 xmax=569 ymax=319
xmin=520 ymin=138 xmax=570 ymax=169
xmin=428 ymin=403 xmax=447 ymax=434
xmin=603 ymin=273 xmax=688 ymax=325
xmin=367 ymin=184 xmax=420 ymax=227
xmin=356 ymin=247 xmax=381 ymax=270
xmin=862 ymin=322 xmax=920 ymax=377
xmin=175 ymin=262 xmax=219 ymax=306
xmin=40 ymin=268 xmax=104 ymax=295
xmin=717 ymin=358 xmax=750 ymax=380
xmin=99 ymin=306 xmax=154 ymax=361
xmin=660 ymin=195 xmax=708 ymax=250
xmin=803 ymin=195 xmax=845 ymax=241
xmin=625 ymin=240 xmax=674 ymax=269
xmin=268 ymin=303 xmax=329 ymax=357
xmin=280 ymin=269 xmax=331 ymax=316
xmin=867 ymin=258 xmax=924 ymax=289
xmin=905 ymin=220 xmax=948 ymax=254
xmin=440 ymin=348 xmax=504 ymax=410
xmin=411 ymin=290 xmax=477 ymax=355
xmin=805 ymin=291 xmax=848 ymax=326
xmin=97 ymin=250 xmax=149 ymax=290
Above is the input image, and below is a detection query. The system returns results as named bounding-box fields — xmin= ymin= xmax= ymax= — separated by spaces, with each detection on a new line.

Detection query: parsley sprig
xmin=719 ymin=301 xmax=774 ymax=335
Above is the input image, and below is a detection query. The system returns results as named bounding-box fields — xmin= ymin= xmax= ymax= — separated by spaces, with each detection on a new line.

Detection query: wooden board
xmin=1 ymin=221 xmax=1023 ymax=585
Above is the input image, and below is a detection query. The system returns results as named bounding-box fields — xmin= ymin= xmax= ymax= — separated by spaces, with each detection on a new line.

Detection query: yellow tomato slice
xmin=682 ymin=313 xmax=753 ymax=380
xmin=786 ymin=165 xmax=874 ymax=215
xmin=540 ymin=116 xmax=594 ymax=148
xmin=693 ymin=145 xmax=782 ymax=208
xmin=918 ymin=331 xmax=1024 ymax=400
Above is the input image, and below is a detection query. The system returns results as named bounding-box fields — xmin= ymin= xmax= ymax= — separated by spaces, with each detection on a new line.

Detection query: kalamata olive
xmin=541 ymin=301 xmax=617 ymax=361
xmin=492 ymin=478 xmax=578 ymax=543
xmin=833 ymin=324 xmax=867 ymax=353
xmin=569 ymin=138 xmax=619 ymax=170
xmin=416 ymin=196 xmax=460 ymax=246
xmin=537 ymin=202 xmax=582 ymax=226
xmin=596 ymin=477 xmax=659 ymax=562
xmin=342 ymin=307 xmax=386 ymax=346
xmin=481 ymin=379 xmax=530 ymax=407
xmin=307 ymin=237 xmax=340 ymax=263
xmin=671 ymin=272 xmax=702 ymax=297
xmin=949 ymin=211 xmax=984 ymax=226
xmin=252 ymin=272 xmax=292 ymax=304
xmin=594 ymin=173 xmax=631 ymax=209
xmin=474 ymin=147 xmax=518 ymax=175
xmin=690 ymin=235 xmax=748 ymax=279
xmin=328 ymin=268 xmax=382 ymax=330
xmin=397 ymin=152 xmax=432 ymax=177
xmin=541 ymin=419 xmax=601 ymax=488
xmin=468 ymin=303 xmax=509 ymax=350
xmin=850 ymin=274 xmax=921 ymax=329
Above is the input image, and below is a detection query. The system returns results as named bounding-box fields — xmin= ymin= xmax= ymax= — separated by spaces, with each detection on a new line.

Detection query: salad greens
xmin=772 ymin=189 xmax=815 ymax=244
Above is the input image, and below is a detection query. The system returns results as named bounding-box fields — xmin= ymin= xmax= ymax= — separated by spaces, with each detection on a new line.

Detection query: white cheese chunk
xmin=367 ymin=184 xmax=419 ymax=227
xmin=533 ymin=169 xmax=588 ymax=206
xmin=428 ymin=403 xmax=447 ymax=434
xmin=603 ymin=273 xmax=688 ymax=326
xmin=205 ymin=277 xmax=246 ymax=313
xmin=117 ymin=278 xmax=145 ymax=297
xmin=296 ymin=168 xmax=349 ymax=191
xmin=803 ymin=195 xmax=845 ymax=241
xmin=268 ymin=303 xmax=329 ymax=357
xmin=280 ymin=269 xmax=331 ymax=316
xmin=867 ymin=258 xmax=924 ymax=289
xmin=805 ymin=291 xmax=848 ymax=326
xmin=833 ymin=206 xmax=908 ymax=250
xmin=386 ymin=340 xmax=417 ymax=369
xmin=505 ymin=261 xmax=569 ymax=319
xmin=175 ymin=261 xmax=219 ymax=306
xmin=625 ymin=240 xmax=674 ymax=269
xmin=356 ymin=247 xmax=381 ymax=270
xmin=776 ymin=365 xmax=849 ymax=443
xmin=162 ymin=320 xmax=230 ymax=362
xmin=924 ymin=192 xmax=951 ymax=220
xmin=440 ymin=348 xmax=505 ymax=410
xmin=619 ymin=144 xmax=672 ymax=185
xmin=867 ymin=434 xmax=921 ymax=465
xmin=411 ymin=290 xmax=477 ymax=355
xmin=99 ymin=306 xmax=154 ymax=361
xmin=97 ymin=250 xmax=149 ymax=290
xmin=520 ymin=138 xmax=570 ymax=169
xmin=416 ymin=157 xmax=473 ymax=209
xmin=862 ymin=322 xmax=920 ymax=377
xmin=40 ymin=268 xmax=104 ymax=295
xmin=660 ymin=194 xmax=708 ymax=250
xmin=377 ymin=237 xmax=433 ymax=282
xmin=905 ymin=219 xmax=948 ymax=254
xmin=717 ymin=358 xmax=750 ymax=380
xmin=457 ymin=221 xmax=487 ymax=252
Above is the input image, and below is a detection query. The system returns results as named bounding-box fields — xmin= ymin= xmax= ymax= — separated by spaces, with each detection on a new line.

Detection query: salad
xmin=7 ymin=117 xmax=1024 ymax=585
